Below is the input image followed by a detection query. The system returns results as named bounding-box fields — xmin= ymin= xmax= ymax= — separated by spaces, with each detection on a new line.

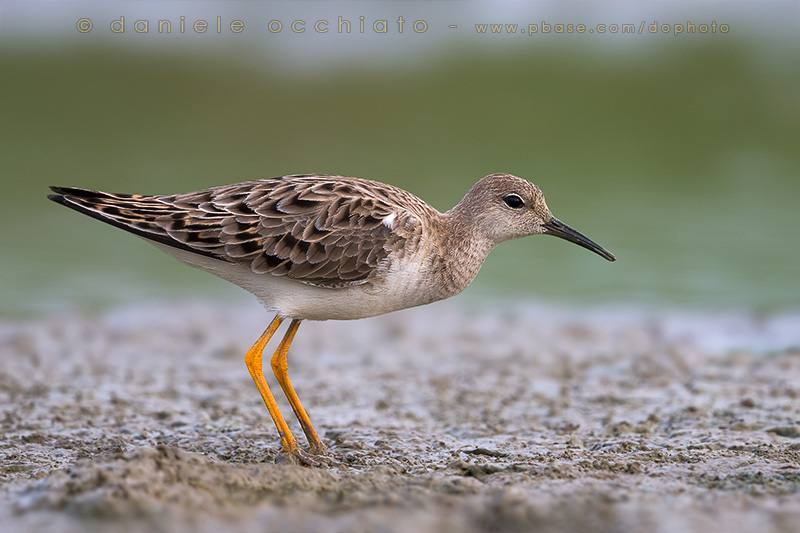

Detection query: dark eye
xmin=503 ymin=194 xmax=524 ymax=209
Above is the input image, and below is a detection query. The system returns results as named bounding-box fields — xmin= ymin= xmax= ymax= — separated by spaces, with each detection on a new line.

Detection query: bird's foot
xmin=274 ymin=444 xmax=338 ymax=468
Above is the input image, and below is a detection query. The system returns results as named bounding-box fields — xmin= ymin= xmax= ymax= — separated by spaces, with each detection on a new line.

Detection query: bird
xmin=48 ymin=173 xmax=615 ymax=464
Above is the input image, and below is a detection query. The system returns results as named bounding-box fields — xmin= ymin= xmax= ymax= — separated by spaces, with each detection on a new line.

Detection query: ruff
xmin=49 ymin=173 xmax=615 ymax=463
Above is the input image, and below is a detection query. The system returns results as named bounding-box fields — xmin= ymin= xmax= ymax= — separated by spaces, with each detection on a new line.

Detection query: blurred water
xmin=2 ymin=1 xmax=799 ymax=314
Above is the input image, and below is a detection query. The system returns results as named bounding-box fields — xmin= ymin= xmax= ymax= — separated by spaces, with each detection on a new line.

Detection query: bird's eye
xmin=503 ymin=194 xmax=525 ymax=209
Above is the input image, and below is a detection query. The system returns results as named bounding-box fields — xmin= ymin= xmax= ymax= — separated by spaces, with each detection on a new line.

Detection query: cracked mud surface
xmin=2 ymin=302 xmax=800 ymax=532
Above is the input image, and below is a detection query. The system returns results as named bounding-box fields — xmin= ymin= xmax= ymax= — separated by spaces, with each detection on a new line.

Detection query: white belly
xmin=152 ymin=242 xmax=446 ymax=321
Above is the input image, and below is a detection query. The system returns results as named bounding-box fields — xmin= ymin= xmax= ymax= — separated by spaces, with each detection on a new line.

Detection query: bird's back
xmin=48 ymin=174 xmax=436 ymax=291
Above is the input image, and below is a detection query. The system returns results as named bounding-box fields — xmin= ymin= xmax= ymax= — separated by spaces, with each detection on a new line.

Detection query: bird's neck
xmin=429 ymin=207 xmax=497 ymax=299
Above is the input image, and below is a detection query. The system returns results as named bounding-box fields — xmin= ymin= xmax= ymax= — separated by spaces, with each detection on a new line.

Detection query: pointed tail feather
xmin=47 ymin=186 xmax=224 ymax=260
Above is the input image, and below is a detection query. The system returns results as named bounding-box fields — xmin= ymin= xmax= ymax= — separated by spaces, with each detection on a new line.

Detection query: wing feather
xmin=49 ymin=174 xmax=432 ymax=289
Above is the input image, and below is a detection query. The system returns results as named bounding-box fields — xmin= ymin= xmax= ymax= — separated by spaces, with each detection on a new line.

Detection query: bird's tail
xmin=48 ymin=186 xmax=220 ymax=258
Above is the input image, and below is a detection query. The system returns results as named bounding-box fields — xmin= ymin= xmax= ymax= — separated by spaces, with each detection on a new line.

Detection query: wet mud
xmin=2 ymin=302 xmax=800 ymax=532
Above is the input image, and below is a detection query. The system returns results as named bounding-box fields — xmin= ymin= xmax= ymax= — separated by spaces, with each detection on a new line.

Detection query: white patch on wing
xmin=382 ymin=212 xmax=396 ymax=230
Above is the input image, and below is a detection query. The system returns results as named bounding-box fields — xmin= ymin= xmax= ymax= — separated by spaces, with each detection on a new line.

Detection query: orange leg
xmin=270 ymin=319 xmax=327 ymax=455
xmin=244 ymin=315 xmax=298 ymax=455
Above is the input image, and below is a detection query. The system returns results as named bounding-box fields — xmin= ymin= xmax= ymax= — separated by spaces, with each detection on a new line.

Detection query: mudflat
xmin=2 ymin=302 xmax=800 ymax=532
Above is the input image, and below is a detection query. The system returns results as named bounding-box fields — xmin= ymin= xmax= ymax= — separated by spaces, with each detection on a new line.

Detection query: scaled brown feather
xmin=49 ymin=175 xmax=433 ymax=289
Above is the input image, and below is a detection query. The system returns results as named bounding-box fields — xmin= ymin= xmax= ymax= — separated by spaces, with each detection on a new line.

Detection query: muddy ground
xmin=2 ymin=301 xmax=800 ymax=532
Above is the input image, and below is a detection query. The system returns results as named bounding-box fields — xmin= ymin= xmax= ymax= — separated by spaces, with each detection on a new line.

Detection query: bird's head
xmin=453 ymin=173 xmax=616 ymax=261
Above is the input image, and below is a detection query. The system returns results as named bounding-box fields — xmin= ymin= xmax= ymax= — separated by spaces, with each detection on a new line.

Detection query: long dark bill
xmin=543 ymin=218 xmax=616 ymax=262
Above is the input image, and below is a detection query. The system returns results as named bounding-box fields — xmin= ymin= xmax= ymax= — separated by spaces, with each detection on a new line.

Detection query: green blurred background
xmin=2 ymin=1 xmax=798 ymax=315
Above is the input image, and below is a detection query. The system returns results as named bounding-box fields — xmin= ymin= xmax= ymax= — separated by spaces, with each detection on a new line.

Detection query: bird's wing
xmin=49 ymin=174 xmax=429 ymax=288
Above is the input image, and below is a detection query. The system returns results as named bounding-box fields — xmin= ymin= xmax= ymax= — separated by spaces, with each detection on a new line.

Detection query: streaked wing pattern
xmin=49 ymin=174 xmax=431 ymax=288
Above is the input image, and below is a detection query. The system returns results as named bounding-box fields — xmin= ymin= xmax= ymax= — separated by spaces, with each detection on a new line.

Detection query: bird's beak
xmin=543 ymin=217 xmax=616 ymax=262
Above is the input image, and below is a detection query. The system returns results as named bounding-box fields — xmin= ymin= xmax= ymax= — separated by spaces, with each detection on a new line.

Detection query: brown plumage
xmin=50 ymin=174 xmax=435 ymax=289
